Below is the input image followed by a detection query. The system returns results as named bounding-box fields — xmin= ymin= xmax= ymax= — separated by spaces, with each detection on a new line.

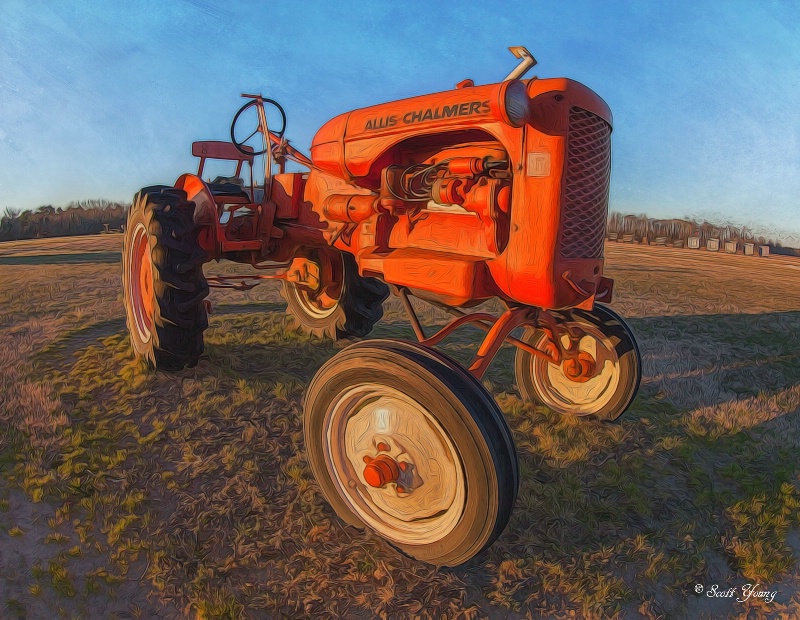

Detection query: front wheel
xmin=304 ymin=340 xmax=518 ymax=566
xmin=515 ymin=304 xmax=641 ymax=420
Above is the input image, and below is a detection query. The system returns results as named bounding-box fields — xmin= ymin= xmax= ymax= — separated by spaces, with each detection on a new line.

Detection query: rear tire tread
xmin=123 ymin=186 xmax=208 ymax=370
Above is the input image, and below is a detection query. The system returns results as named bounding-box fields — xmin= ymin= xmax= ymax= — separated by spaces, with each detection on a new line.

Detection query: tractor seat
xmin=207 ymin=176 xmax=250 ymax=199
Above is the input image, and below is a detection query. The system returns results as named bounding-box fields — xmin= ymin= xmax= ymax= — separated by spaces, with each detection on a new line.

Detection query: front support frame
xmin=394 ymin=286 xmax=589 ymax=380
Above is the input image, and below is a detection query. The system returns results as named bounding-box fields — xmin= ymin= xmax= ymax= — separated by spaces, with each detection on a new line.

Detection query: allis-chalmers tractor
xmin=123 ymin=47 xmax=641 ymax=566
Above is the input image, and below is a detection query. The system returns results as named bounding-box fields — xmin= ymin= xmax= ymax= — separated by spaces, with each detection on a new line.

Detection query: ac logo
xmin=527 ymin=152 xmax=551 ymax=177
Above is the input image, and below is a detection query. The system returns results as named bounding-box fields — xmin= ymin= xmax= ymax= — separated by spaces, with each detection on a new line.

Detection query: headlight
xmin=502 ymin=80 xmax=530 ymax=127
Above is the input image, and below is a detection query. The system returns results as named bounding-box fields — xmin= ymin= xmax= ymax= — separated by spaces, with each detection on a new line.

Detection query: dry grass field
xmin=1 ymin=234 xmax=799 ymax=619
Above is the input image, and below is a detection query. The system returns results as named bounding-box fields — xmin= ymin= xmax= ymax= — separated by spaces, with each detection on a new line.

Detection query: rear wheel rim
xmin=129 ymin=223 xmax=154 ymax=343
xmin=324 ymin=384 xmax=466 ymax=545
xmin=290 ymin=251 xmax=343 ymax=320
xmin=531 ymin=323 xmax=621 ymax=415
xmin=293 ymin=285 xmax=340 ymax=319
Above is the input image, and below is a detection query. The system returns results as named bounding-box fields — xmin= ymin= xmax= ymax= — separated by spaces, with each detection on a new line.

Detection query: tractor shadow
xmin=208 ymin=301 xmax=287 ymax=316
xmin=625 ymin=310 xmax=800 ymax=413
xmin=32 ymin=317 xmax=127 ymax=366
xmin=203 ymin=306 xmax=800 ymax=430
xmin=444 ymin=310 xmax=800 ymax=615
xmin=448 ymin=402 xmax=800 ymax=616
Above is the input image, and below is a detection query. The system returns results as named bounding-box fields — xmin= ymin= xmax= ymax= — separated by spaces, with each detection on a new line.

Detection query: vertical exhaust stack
xmin=504 ymin=46 xmax=537 ymax=81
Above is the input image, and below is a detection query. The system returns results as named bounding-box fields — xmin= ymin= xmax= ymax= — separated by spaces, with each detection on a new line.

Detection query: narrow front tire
xmin=304 ymin=340 xmax=518 ymax=566
xmin=515 ymin=304 xmax=641 ymax=420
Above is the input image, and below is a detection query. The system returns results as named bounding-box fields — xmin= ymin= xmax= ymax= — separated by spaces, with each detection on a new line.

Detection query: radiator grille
xmin=559 ymin=107 xmax=611 ymax=259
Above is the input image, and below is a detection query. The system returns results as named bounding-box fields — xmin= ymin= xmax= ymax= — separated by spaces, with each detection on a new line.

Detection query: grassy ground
xmin=1 ymin=235 xmax=799 ymax=619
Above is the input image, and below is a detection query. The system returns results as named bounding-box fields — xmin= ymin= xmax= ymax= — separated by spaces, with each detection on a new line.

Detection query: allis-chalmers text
xmin=363 ymin=100 xmax=491 ymax=131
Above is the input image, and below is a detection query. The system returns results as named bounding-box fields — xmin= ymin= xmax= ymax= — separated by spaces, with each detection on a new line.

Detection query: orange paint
xmin=303 ymin=77 xmax=613 ymax=310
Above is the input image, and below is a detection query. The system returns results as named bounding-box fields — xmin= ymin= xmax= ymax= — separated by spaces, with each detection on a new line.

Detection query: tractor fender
xmin=175 ymin=173 xmax=219 ymax=255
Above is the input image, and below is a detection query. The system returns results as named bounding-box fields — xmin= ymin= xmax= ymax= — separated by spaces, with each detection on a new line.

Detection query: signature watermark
xmin=694 ymin=583 xmax=777 ymax=604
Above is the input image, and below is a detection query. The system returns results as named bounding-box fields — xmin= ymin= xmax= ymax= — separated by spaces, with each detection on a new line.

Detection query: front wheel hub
xmin=363 ymin=454 xmax=401 ymax=488
xmin=562 ymin=351 xmax=596 ymax=382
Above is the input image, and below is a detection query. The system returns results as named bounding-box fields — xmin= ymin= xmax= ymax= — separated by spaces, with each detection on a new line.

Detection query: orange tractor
xmin=123 ymin=47 xmax=641 ymax=566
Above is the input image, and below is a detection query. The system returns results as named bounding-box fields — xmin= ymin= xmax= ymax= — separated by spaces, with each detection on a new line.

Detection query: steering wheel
xmin=230 ymin=98 xmax=287 ymax=156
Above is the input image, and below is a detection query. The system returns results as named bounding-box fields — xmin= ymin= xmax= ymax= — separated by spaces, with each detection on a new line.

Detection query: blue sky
xmin=1 ymin=0 xmax=799 ymax=244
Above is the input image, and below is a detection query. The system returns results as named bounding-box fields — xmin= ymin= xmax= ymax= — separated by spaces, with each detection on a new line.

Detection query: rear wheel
xmin=281 ymin=250 xmax=388 ymax=340
xmin=515 ymin=304 xmax=641 ymax=420
xmin=305 ymin=340 xmax=518 ymax=566
xmin=122 ymin=186 xmax=208 ymax=370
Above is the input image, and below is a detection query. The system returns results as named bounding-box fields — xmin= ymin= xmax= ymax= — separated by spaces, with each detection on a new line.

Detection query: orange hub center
xmin=562 ymin=351 xmax=597 ymax=383
xmin=131 ymin=227 xmax=154 ymax=336
xmin=138 ymin=250 xmax=154 ymax=320
xmin=363 ymin=454 xmax=401 ymax=488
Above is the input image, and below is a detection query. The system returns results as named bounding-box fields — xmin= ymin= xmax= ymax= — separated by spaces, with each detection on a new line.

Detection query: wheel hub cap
xmin=291 ymin=252 xmax=343 ymax=319
xmin=562 ymin=351 xmax=596 ymax=382
xmin=531 ymin=325 xmax=622 ymax=414
xmin=363 ymin=454 xmax=401 ymax=488
xmin=325 ymin=385 xmax=465 ymax=544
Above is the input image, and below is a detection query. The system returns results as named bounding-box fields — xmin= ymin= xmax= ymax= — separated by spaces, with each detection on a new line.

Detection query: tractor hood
xmin=311 ymin=81 xmax=511 ymax=181
xmin=310 ymin=78 xmax=611 ymax=182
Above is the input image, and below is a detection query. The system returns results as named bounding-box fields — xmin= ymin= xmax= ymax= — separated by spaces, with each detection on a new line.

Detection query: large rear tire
xmin=281 ymin=250 xmax=388 ymax=340
xmin=515 ymin=304 xmax=641 ymax=420
xmin=305 ymin=340 xmax=519 ymax=566
xmin=122 ymin=186 xmax=208 ymax=370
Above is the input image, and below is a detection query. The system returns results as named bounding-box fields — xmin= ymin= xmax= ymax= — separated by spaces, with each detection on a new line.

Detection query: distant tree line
xmin=605 ymin=212 xmax=800 ymax=256
xmin=1 ymin=202 xmax=797 ymax=255
xmin=607 ymin=212 xmax=778 ymax=245
xmin=0 ymin=200 xmax=128 ymax=242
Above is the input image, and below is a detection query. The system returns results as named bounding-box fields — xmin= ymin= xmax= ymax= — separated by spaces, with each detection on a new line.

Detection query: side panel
xmin=272 ymin=173 xmax=305 ymax=220
xmin=487 ymin=131 xmax=566 ymax=307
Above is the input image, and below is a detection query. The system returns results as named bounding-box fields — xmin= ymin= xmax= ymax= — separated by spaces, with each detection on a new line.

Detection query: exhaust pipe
xmin=504 ymin=46 xmax=537 ymax=81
